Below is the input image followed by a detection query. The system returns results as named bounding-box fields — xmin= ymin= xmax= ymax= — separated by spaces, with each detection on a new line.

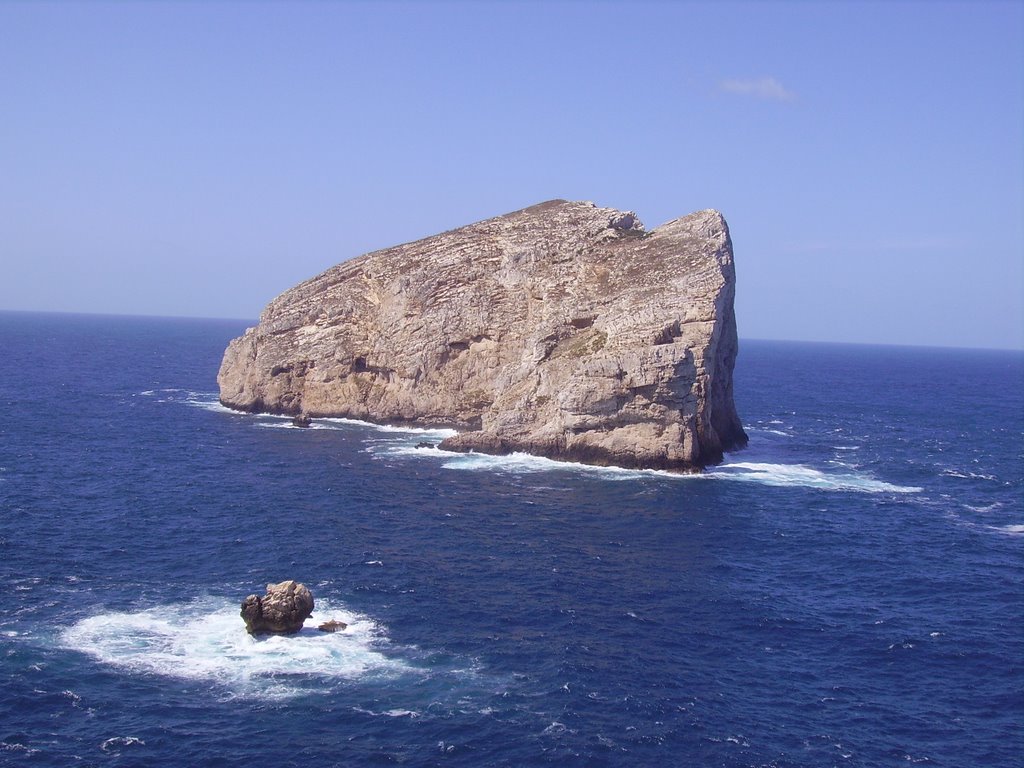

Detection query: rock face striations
xmin=218 ymin=200 xmax=747 ymax=471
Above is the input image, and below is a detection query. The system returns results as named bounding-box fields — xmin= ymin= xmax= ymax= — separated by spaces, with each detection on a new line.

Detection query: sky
xmin=1 ymin=1 xmax=1022 ymax=349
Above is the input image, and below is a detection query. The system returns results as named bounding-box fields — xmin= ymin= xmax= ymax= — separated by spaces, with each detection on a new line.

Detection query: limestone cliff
xmin=218 ymin=200 xmax=747 ymax=471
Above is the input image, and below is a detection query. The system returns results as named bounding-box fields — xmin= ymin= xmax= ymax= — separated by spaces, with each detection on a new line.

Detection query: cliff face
xmin=218 ymin=200 xmax=747 ymax=471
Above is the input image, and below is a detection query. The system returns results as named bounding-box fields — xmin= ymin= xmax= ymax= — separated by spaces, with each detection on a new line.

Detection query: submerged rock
xmin=317 ymin=619 xmax=348 ymax=633
xmin=218 ymin=200 xmax=747 ymax=471
xmin=240 ymin=580 xmax=314 ymax=635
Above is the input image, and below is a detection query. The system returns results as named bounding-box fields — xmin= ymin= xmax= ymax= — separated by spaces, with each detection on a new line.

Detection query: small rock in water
xmin=291 ymin=414 xmax=312 ymax=428
xmin=415 ymin=441 xmax=435 ymax=449
xmin=317 ymin=619 xmax=348 ymax=633
xmin=240 ymin=580 xmax=314 ymax=635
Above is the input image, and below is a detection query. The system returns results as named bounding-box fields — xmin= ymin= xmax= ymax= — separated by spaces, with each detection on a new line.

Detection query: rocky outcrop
xmin=317 ymin=620 xmax=348 ymax=633
xmin=240 ymin=580 xmax=314 ymax=635
xmin=218 ymin=200 xmax=747 ymax=471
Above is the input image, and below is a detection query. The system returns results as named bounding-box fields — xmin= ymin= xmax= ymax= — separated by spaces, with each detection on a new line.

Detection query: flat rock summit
xmin=218 ymin=200 xmax=747 ymax=471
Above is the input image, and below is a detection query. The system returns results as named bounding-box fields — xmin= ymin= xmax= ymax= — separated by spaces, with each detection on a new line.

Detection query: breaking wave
xmin=170 ymin=390 xmax=920 ymax=495
xmin=60 ymin=598 xmax=416 ymax=700
xmin=708 ymin=461 xmax=922 ymax=494
xmin=988 ymin=524 xmax=1024 ymax=536
xmin=380 ymin=445 xmax=920 ymax=494
xmin=169 ymin=390 xmax=458 ymax=439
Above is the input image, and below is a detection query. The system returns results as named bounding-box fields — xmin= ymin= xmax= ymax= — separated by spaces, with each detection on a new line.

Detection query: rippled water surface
xmin=0 ymin=312 xmax=1021 ymax=766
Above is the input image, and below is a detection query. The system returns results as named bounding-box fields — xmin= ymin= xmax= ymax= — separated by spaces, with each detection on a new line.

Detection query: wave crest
xmin=709 ymin=462 xmax=922 ymax=494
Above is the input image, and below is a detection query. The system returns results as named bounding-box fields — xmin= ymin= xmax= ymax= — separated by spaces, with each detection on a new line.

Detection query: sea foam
xmin=989 ymin=523 xmax=1024 ymax=536
xmin=435 ymin=450 xmax=679 ymax=480
xmin=176 ymin=391 xmax=919 ymax=494
xmin=392 ymin=445 xmax=920 ymax=494
xmin=177 ymin=391 xmax=459 ymax=439
xmin=318 ymin=416 xmax=458 ymax=438
xmin=60 ymin=598 xmax=414 ymax=700
xmin=709 ymin=461 xmax=922 ymax=494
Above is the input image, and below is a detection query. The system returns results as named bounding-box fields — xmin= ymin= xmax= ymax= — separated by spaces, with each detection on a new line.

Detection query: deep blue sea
xmin=1 ymin=311 xmax=1021 ymax=767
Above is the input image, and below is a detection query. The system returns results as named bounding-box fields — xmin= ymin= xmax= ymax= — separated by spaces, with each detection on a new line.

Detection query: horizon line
xmin=1 ymin=307 xmax=1021 ymax=354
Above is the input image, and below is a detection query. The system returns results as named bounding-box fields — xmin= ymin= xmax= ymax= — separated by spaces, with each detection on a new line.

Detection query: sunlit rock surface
xmin=240 ymin=580 xmax=314 ymax=635
xmin=218 ymin=200 xmax=747 ymax=471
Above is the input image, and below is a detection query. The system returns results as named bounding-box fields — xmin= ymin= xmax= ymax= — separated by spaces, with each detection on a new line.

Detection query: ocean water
xmin=0 ymin=311 xmax=1021 ymax=767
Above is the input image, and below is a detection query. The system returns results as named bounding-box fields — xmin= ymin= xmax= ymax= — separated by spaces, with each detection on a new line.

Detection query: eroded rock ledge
xmin=218 ymin=200 xmax=747 ymax=471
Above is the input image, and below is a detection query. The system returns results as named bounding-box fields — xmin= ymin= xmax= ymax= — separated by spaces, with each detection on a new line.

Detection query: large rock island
xmin=218 ymin=200 xmax=747 ymax=471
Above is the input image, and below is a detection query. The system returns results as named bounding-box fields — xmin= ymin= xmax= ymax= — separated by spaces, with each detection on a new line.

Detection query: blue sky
xmin=2 ymin=1 xmax=1021 ymax=349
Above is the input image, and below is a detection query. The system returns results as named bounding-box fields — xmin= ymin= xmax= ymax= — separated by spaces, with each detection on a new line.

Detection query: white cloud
xmin=719 ymin=76 xmax=796 ymax=102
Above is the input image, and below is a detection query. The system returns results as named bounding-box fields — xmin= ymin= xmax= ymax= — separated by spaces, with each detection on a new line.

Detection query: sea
xmin=0 ymin=311 xmax=1021 ymax=767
